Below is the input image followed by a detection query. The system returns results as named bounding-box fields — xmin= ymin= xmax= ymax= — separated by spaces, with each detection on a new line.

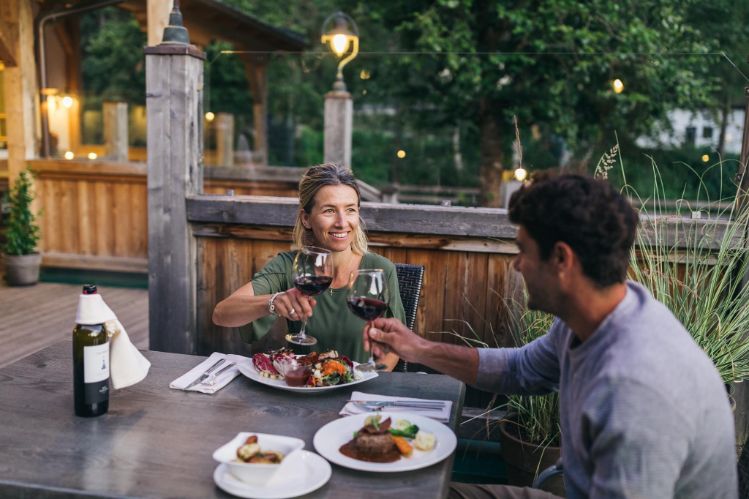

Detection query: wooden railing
xmin=28 ymin=160 xmax=303 ymax=272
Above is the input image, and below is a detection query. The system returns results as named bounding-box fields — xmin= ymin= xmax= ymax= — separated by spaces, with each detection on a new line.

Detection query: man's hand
xmin=364 ymin=317 xmax=480 ymax=385
xmin=364 ymin=317 xmax=427 ymax=363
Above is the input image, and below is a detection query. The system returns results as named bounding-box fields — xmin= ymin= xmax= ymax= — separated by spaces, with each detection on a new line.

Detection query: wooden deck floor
xmin=0 ymin=282 xmax=148 ymax=368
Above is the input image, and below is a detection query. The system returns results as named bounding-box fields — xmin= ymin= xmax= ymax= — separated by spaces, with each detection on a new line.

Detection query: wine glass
xmin=346 ymin=269 xmax=389 ymax=372
xmin=285 ymin=246 xmax=333 ymax=347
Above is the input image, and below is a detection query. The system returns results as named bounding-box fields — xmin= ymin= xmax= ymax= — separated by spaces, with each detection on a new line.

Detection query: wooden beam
xmin=2 ymin=0 xmax=38 ymax=186
xmin=0 ymin=11 xmax=16 ymax=66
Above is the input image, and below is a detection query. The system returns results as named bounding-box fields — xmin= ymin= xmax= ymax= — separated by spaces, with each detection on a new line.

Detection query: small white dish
xmin=212 ymin=432 xmax=305 ymax=485
xmin=213 ymin=450 xmax=331 ymax=499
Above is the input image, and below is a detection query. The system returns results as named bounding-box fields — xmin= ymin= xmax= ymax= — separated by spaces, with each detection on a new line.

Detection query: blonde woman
xmin=213 ymin=163 xmax=405 ymax=370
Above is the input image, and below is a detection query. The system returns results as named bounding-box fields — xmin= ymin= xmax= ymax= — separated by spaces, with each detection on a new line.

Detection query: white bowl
xmin=212 ymin=432 xmax=305 ymax=485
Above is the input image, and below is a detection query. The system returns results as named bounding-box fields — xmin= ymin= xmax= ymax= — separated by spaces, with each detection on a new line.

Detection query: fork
xmin=203 ymin=362 xmax=236 ymax=386
xmin=185 ymin=358 xmax=226 ymax=389
xmin=350 ymin=400 xmax=446 ymax=411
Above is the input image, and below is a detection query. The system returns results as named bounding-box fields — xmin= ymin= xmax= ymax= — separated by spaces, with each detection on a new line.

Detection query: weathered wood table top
xmin=0 ymin=340 xmax=465 ymax=498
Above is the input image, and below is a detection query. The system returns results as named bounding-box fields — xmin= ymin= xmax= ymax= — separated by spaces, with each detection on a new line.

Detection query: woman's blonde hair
xmin=292 ymin=163 xmax=368 ymax=254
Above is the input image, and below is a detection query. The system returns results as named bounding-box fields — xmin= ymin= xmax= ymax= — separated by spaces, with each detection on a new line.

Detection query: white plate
xmin=313 ymin=412 xmax=457 ymax=473
xmin=236 ymin=356 xmax=377 ymax=393
xmin=213 ymin=450 xmax=331 ymax=499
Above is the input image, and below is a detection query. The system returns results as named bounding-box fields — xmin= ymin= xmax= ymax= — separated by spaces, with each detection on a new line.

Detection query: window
xmin=685 ymin=126 xmax=697 ymax=146
xmin=703 ymin=127 xmax=713 ymax=139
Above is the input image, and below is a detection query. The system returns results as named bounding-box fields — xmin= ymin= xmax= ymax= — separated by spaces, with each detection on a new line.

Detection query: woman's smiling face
xmin=301 ymin=184 xmax=360 ymax=253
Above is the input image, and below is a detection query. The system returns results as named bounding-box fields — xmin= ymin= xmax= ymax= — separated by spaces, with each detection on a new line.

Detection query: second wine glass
xmin=346 ymin=268 xmax=389 ymax=371
xmin=286 ymin=246 xmax=333 ymax=347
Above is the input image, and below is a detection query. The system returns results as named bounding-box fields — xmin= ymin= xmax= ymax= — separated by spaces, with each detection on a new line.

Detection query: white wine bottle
xmin=73 ymin=284 xmax=110 ymax=417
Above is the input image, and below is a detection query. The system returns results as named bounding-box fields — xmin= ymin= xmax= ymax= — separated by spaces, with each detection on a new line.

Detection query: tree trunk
xmin=478 ymin=100 xmax=504 ymax=207
xmin=718 ymin=92 xmax=730 ymax=158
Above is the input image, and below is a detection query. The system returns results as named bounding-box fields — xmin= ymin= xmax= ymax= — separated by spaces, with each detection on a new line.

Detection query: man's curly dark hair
xmin=508 ymin=173 xmax=638 ymax=288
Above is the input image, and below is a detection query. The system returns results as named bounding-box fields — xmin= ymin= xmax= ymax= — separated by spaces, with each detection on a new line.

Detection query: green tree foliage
xmin=369 ymin=0 xmax=727 ymax=205
xmin=3 ymin=171 xmax=40 ymax=256
xmin=80 ymin=8 xmax=146 ymax=106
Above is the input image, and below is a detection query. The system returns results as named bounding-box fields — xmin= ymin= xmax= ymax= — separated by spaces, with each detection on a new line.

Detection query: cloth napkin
xmin=75 ymin=292 xmax=151 ymax=390
xmin=340 ymin=391 xmax=452 ymax=423
xmin=169 ymin=353 xmax=245 ymax=394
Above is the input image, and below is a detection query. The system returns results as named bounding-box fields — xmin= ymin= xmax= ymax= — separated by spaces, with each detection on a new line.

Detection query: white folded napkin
xmin=75 ymin=292 xmax=151 ymax=390
xmin=169 ymin=353 xmax=245 ymax=394
xmin=340 ymin=391 xmax=452 ymax=423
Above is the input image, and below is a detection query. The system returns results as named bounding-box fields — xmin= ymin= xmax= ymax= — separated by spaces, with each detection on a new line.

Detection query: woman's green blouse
xmin=245 ymin=251 xmax=406 ymax=363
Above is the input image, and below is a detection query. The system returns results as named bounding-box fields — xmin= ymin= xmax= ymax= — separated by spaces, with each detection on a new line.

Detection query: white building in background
xmin=636 ymin=108 xmax=745 ymax=154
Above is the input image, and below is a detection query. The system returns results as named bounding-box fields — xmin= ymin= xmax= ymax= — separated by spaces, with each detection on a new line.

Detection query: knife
xmin=350 ymin=400 xmax=446 ymax=409
xmin=185 ymin=358 xmax=226 ymax=389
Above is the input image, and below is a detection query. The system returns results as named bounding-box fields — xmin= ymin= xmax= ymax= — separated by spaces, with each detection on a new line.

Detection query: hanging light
xmin=321 ymin=11 xmax=359 ymax=90
xmin=205 ymin=112 xmax=215 ymax=122
xmin=61 ymin=96 xmax=74 ymax=108
xmin=64 ymin=151 xmax=74 ymax=160
xmin=611 ymin=78 xmax=624 ymax=94
xmin=396 ymin=149 xmax=407 ymax=159
xmin=514 ymin=167 xmax=528 ymax=182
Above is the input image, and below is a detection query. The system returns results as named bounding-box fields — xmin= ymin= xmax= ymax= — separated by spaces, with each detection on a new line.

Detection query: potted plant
xmin=3 ymin=169 xmax=41 ymax=286
xmin=497 ymin=307 xmax=565 ymax=495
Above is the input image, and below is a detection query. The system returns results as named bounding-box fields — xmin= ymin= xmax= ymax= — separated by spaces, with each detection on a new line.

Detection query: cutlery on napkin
xmin=340 ymin=391 xmax=452 ymax=423
xmin=170 ymin=353 xmax=246 ymax=394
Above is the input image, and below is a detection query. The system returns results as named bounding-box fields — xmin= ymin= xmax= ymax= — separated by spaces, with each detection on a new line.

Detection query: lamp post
xmin=321 ymin=12 xmax=359 ymax=168
xmin=321 ymin=12 xmax=359 ymax=91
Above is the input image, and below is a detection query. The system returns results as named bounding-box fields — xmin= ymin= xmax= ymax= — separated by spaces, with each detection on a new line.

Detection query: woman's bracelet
xmin=267 ymin=292 xmax=282 ymax=316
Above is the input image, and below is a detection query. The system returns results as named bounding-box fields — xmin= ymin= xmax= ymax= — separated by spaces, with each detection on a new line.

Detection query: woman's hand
xmin=271 ymin=288 xmax=317 ymax=321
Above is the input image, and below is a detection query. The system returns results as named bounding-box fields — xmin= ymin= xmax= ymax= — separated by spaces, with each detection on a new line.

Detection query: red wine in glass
xmin=347 ymin=296 xmax=387 ymax=322
xmin=347 ymin=269 xmax=389 ymax=371
xmin=286 ymin=247 xmax=333 ymax=347
xmin=294 ymin=275 xmax=333 ymax=296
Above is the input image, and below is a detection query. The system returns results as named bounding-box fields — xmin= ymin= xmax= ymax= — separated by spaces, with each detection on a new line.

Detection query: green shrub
xmin=3 ymin=170 xmax=40 ymax=256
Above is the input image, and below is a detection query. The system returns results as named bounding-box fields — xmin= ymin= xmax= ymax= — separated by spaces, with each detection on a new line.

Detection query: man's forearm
xmin=414 ymin=339 xmax=479 ymax=385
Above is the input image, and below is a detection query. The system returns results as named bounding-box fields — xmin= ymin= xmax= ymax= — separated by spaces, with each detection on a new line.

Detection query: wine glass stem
xmin=367 ymin=321 xmax=374 ymax=365
xmin=298 ymin=319 xmax=307 ymax=340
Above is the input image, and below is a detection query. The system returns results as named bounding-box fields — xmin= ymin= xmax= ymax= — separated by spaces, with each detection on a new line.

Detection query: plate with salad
xmin=236 ymin=348 xmax=378 ymax=393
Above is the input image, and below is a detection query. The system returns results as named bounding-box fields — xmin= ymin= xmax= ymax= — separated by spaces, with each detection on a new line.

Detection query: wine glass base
xmin=285 ymin=334 xmax=318 ymax=346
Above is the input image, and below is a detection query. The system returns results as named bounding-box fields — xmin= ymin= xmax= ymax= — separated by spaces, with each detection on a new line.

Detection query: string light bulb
xmin=514 ymin=167 xmax=528 ymax=182
xmin=612 ymin=78 xmax=624 ymax=94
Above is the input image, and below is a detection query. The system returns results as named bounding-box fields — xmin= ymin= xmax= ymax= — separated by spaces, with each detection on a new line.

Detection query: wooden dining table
xmin=0 ymin=340 xmax=465 ymax=498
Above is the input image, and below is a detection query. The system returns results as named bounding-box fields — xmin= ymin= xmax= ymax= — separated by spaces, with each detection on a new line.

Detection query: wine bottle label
xmin=83 ymin=343 xmax=110 ymax=383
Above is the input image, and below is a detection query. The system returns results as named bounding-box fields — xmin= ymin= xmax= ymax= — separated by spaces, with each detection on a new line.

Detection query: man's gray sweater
xmin=477 ymin=281 xmax=737 ymax=498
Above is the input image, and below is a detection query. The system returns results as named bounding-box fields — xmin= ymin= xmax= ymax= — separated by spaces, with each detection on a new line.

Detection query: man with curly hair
xmin=365 ymin=174 xmax=737 ymax=499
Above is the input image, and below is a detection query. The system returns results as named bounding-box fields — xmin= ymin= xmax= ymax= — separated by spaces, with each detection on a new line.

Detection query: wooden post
xmin=324 ymin=88 xmax=352 ymax=169
xmin=214 ymin=112 xmax=234 ymax=167
xmin=103 ymin=101 xmax=128 ymax=161
xmin=241 ymin=55 xmax=268 ymax=165
xmin=147 ymin=0 xmax=172 ymax=47
xmin=145 ymin=2 xmax=204 ymax=354
xmin=1 ymin=0 xmax=38 ymax=185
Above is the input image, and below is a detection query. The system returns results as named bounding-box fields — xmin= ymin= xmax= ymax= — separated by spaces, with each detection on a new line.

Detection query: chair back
xmin=395 ymin=263 xmax=424 ymax=330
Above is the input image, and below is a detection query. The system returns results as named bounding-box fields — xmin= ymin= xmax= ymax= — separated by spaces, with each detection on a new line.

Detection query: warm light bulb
xmin=396 ymin=149 xmax=407 ymax=159
xmin=612 ymin=78 xmax=624 ymax=94
xmin=360 ymin=69 xmax=371 ymax=80
xmin=205 ymin=112 xmax=215 ymax=122
xmin=701 ymin=154 xmax=710 ymax=163
xmin=331 ymin=34 xmax=349 ymax=56
xmin=61 ymin=96 xmax=74 ymax=108
xmin=64 ymin=151 xmax=74 ymax=160
xmin=87 ymin=152 xmax=98 ymax=160
xmin=514 ymin=167 xmax=528 ymax=182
